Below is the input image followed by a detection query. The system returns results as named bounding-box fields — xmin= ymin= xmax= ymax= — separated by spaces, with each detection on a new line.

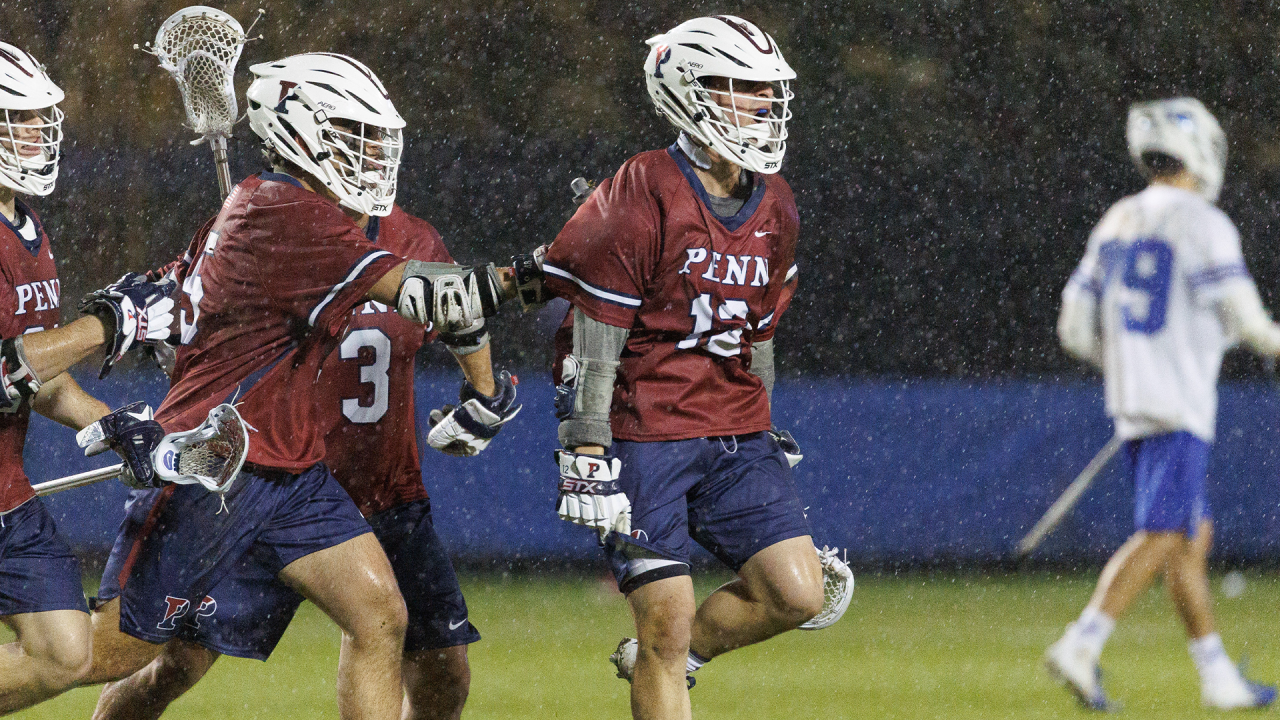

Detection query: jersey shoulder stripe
xmin=543 ymin=262 xmax=642 ymax=307
xmin=1187 ymin=262 xmax=1250 ymax=288
xmin=308 ymin=249 xmax=395 ymax=327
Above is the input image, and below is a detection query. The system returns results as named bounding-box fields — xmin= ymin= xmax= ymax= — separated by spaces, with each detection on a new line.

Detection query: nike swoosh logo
xmin=448 ymin=619 xmax=467 ymax=630
xmin=754 ymin=230 xmax=771 ymax=237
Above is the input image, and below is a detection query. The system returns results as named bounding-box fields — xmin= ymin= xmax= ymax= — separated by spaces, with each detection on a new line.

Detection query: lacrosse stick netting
xmin=799 ymin=546 xmax=854 ymax=630
xmin=154 ymin=403 xmax=251 ymax=493
xmin=144 ymin=6 xmax=255 ymax=197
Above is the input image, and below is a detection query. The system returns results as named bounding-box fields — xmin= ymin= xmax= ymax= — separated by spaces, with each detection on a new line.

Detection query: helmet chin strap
xmin=677 ymin=132 xmax=714 ymax=170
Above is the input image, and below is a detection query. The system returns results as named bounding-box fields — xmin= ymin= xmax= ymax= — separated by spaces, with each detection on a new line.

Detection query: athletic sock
xmin=1071 ymin=607 xmax=1116 ymax=661
xmin=687 ymin=649 xmax=710 ymax=675
xmin=1189 ymin=633 xmax=1237 ymax=684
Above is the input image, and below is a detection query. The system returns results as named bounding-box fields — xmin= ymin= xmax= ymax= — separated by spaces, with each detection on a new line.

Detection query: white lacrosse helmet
xmin=1127 ymin=97 xmax=1227 ymax=202
xmin=644 ymin=16 xmax=795 ymax=174
xmin=0 ymin=43 xmax=64 ymax=196
xmin=246 ymin=53 xmax=404 ymax=216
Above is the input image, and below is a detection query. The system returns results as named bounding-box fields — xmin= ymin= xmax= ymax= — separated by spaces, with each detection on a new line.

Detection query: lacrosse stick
xmin=34 ymin=403 xmax=250 ymax=496
xmin=799 ymin=545 xmax=854 ymax=630
xmin=1016 ymin=435 xmax=1123 ymax=557
xmin=137 ymin=6 xmax=262 ymax=199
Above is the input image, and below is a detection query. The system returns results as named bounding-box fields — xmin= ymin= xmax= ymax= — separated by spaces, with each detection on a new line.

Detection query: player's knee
xmin=635 ymin=614 xmax=694 ymax=663
xmin=37 ymin=636 xmax=92 ymax=691
xmin=350 ymin=586 xmax=408 ymax=649
xmin=770 ymin=579 xmax=825 ymax=627
xmin=404 ymin=650 xmax=471 ymax=719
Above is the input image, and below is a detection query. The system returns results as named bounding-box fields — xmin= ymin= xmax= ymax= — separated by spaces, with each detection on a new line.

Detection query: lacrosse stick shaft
xmin=211 ymin=136 xmax=231 ymax=199
xmin=1016 ymin=435 xmax=1123 ymax=557
xmin=33 ymin=464 xmax=124 ymax=496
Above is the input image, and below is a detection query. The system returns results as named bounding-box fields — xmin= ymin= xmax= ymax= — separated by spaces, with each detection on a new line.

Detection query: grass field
xmin=10 ymin=569 xmax=1280 ymax=719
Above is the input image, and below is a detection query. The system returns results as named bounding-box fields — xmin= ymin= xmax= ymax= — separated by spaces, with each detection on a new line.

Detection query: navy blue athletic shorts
xmin=604 ymin=432 xmax=812 ymax=594
xmin=0 ymin=498 xmax=87 ymax=616
xmin=114 ymin=497 xmax=478 ymax=660
xmin=96 ymin=463 xmax=371 ymax=649
xmin=1126 ymin=431 xmax=1211 ymax=537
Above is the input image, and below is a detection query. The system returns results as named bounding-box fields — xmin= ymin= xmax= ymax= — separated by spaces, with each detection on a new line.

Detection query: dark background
xmin=6 ymin=0 xmax=1280 ymax=378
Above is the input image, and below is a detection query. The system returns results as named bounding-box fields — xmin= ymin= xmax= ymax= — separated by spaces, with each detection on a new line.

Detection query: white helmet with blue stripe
xmin=1127 ymin=97 xmax=1227 ymax=202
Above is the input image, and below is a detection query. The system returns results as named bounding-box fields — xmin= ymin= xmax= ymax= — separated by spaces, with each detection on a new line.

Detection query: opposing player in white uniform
xmin=1047 ymin=98 xmax=1280 ymax=711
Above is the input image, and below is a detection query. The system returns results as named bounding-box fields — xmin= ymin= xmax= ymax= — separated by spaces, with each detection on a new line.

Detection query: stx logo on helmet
xmin=157 ymin=594 xmax=217 ymax=630
xmin=653 ymin=45 xmax=672 ymax=79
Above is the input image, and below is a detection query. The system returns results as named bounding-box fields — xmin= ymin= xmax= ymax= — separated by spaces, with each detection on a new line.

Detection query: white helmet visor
xmin=0 ymin=106 xmax=63 ymax=196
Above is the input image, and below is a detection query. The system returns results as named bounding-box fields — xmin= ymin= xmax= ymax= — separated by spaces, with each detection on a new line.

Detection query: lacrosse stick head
xmin=799 ymin=545 xmax=854 ymax=630
xmin=152 ymin=6 xmax=245 ymax=139
xmin=152 ymin=403 xmax=250 ymax=493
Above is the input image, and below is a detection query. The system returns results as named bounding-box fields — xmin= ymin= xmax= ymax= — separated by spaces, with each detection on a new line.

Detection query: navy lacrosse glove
xmin=426 ymin=371 xmax=522 ymax=456
xmin=80 ymin=273 xmax=177 ymax=379
xmin=769 ymin=426 xmax=803 ymax=467
xmin=76 ymin=401 xmax=166 ymax=489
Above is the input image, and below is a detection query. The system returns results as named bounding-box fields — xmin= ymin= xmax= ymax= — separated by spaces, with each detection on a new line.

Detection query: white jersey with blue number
xmin=1066 ymin=184 xmax=1253 ymax=442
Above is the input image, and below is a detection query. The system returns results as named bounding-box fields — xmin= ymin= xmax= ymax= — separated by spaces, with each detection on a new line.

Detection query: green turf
xmin=10 ymin=570 xmax=1280 ymax=718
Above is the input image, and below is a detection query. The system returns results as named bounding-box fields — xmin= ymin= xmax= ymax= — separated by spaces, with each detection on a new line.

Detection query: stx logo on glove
xmin=559 ymin=477 xmax=620 ymax=494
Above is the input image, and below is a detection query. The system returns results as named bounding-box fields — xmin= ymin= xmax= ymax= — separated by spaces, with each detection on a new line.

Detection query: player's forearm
xmin=19 ymin=316 xmax=109 ymax=381
xmin=451 ymin=342 xmax=496 ymax=397
xmin=30 ymin=372 xmax=109 ymax=431
xmin=558 ymin=309 xmax=626 ymax=450
xmin=752 ymin=339 xmax=776 ymax=403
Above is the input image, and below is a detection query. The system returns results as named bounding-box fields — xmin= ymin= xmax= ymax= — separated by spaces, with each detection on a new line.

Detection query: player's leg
xmin=0 ymin=497 xmax=96 ymax=712
xmin=401 ymin=646 xmax=469 ymax=720
xmin=83 ymin=598 xmax=167 ymax=684
xmin=0 ymin=609 xmax=91 ymax=712
xmin=91 ymin=640 xmax=219 ymax=720
xmin=1165 ymin=519 xmax=1275 ymax=708
xmin=681 ymin=433 xmax=820 ymax=666
xmin=278 ymin=532 xmax=408 ymax=720
xmin=367 ymin=498 xmax=477 ymax=720
xmin=627 ymin=575 xmax=697 ymax=720
xmin=688 ymin=535 xmax=822 ymax=659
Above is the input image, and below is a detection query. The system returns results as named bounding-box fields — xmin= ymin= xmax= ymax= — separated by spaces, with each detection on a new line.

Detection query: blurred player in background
xmin=0 ymin=43 xmax=177 ymax=714
xmin=92 ymin=198 xmax=490 ymax=720
xmin=76 ymin=53 xmax=517 ymax=720
xmin=540 ymin=16 xmax=821 ymax=720
xmin=1048 ymin=97 xmax=1280 ymax=711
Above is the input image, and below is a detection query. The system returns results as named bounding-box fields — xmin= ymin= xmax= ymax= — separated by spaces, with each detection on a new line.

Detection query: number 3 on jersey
xmin=179 ymin=230 xmax=219 ymax=344
xmin=340 ymin=328 xmax=391 ymax=423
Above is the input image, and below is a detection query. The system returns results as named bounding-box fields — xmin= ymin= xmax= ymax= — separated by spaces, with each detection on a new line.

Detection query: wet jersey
xmin=543 ymin=143 xmax=800 ymax=441
xmin=315 ymin=207 xmax=453 ymax=516
xmin=1065 ymin=184 xmax=1251 ymax=442
xmin=0 ymin=202 xmax=59 ymax=512
xmin=157 ymin=173 xmax=402 ymax=471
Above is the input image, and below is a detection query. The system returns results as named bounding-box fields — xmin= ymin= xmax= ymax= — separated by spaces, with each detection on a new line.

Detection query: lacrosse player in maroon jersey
xmin=76 ymin=53 xmax=518 ymax=720
xmin=539 ymin=16 xmax=822 ymax=720
xmin=92 ymin=207 xmax=490 ymax=720
xmin=0 ymin=43 xmax=178 ymax=714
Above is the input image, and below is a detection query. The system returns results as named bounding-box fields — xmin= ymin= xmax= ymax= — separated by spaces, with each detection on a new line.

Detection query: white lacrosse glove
xmin=555 ymin=449 xmax=631 ymax=539
xmin=769 ymin=426 xmax=803 ymax=467
xmin=426 ymin=371 xmax=521 ymax=457
xmin=80 ymin=272 xmax=177 ymax=379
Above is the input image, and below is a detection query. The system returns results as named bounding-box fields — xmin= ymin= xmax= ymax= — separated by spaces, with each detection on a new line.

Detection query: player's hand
xmin=769 ymin=426 xmax=803 ymax=467
xmin=426 ymin=371 xmax=521 ymax=456
xmin=76 ymin=401 xmax=166 ymax=489
xmin=80 ymin=272 xmax=178 ymax=379
xmin=555 ymin=448 xmax=631 ymax=541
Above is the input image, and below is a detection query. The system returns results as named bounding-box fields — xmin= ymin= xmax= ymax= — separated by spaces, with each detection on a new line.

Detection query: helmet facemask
xmin=318 ymin=115 xmax=402 ymax=214
xmin=691 ymin=76 xmax=792 ymax=169
xmin=0 ymin=106 xmax=63 ymax=196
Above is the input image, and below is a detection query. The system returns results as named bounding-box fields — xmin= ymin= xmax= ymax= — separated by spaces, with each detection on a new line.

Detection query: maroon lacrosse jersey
xmin=156 ymin=173 xmax=402 ymax=471
xmin=543 ymin=145 xmax=799 ymax=442
xmin=0 ymin=202 xmax=61 ymax=511
xmin=314 ymin=207 xmax=453 ymax=516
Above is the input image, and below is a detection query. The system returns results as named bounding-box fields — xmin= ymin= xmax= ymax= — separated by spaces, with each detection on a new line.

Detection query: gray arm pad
xmin=557 ymin=309 xmax=627 ymax=449
xmin=403 ymin=260 xmax=467 ymax=283
xmin=752 ymin=339 xmax=775 ymax=402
